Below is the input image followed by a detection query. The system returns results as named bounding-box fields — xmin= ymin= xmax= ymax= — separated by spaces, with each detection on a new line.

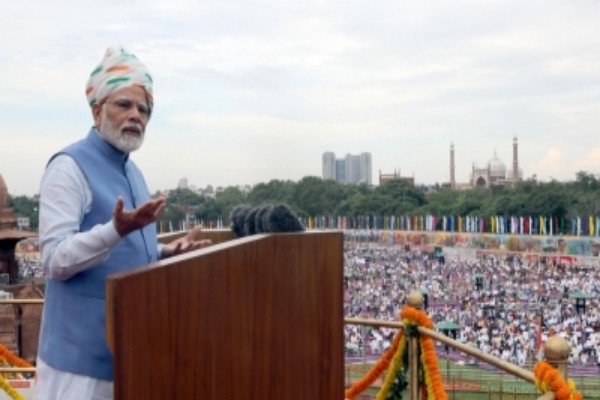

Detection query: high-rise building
xmin=322 ymin=152 xmax=336 ymax=181
xmin=177 ymin=178 xmax=188 ymax=189
xmin=359 ymin=153 xmax=372 ymax=185
xmin=322 ymin=152 xmax=372 ymax=185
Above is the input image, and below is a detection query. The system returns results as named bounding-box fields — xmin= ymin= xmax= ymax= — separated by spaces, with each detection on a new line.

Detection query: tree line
xmin=8 ymin=171 xmax=600 ymax=233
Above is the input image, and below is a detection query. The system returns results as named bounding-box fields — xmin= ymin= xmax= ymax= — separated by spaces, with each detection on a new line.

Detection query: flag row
xmin=302 ymin=215 xmax=600 ymax=237
xmin=157 ymin=215 xmax=600 ymax=237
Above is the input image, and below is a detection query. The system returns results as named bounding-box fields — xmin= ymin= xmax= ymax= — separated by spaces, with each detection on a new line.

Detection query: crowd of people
xmin=15 ymin=253 xmax=43 ymax=281
xmin=14 ymin=231 xmax=600 ymax=371
xmin=343 ymin=239 xmax=600 ymax=369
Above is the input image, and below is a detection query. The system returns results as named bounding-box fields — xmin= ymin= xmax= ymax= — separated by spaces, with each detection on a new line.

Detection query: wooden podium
xmin=106 ymin=230 xmax=344 ymax=399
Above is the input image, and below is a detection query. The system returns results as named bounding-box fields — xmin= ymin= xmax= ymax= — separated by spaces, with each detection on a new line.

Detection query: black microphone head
xmin=244 ymin=207 xmax=260 ymax=236
xmin=255 ymin=204 xmax=273 ymax=233
xmin=230 ymin=204 xmax=252 ymax=237
xmin=264 ymin=204 xmax=305 ymax=233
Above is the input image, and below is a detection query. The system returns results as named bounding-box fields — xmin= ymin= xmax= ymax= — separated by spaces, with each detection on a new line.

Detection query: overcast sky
xmin=1 ymin=0 xmax=599 ymax=196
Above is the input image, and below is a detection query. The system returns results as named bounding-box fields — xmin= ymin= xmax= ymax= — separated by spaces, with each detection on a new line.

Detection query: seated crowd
xmin=16 ymin=238 xmax=600 ymax=368
xmin=343 ymin=241 xmax=600 ymax=368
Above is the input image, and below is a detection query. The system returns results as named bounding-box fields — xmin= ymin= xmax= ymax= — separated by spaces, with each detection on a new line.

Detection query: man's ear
xmin=91 ymin=104 xmax=102 ymax=127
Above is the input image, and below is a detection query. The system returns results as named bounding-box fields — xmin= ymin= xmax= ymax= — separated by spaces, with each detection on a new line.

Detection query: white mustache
xmin=121 ymin=123 xmax=143 ymax=134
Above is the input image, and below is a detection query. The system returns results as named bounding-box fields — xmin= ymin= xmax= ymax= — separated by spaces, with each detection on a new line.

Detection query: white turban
xmin=85 ymin=46 xmax=153 ymax=108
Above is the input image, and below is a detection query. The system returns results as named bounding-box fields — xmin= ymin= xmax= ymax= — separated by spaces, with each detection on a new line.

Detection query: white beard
xmin=97 ymin=109 xmax=145 ymax=153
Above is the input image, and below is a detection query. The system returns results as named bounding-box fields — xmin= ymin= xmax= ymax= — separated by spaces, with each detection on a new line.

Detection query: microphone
xmin=262 ymin=204 xmax=305 ymax=233
xmin=255 ymin=204 xmax=273 ymax=233
xmin=243 ymin=207 xmax=260 ymax=236
xmin=229 ymin=203 xmax=305 ymax=237
xmin=230 ymin=204 xmax=252 ymax=238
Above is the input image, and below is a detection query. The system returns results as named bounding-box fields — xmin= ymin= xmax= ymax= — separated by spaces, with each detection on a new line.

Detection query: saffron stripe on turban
xmin=85 ymin=46 xmax=153 ymax=109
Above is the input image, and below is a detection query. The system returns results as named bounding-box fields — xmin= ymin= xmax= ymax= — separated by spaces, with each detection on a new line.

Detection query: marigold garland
xmin=345 ymin=329 xmax=404 ymax=399
xmin=0 ymin=375 xmax=24 ymax=400
xmin=0 ymin=344 xmax=33 ymax=369
xmin=401 ymin=306 xmax=447 ymax=400
xmin=400 ymin=307 xmax=433 ymax=329
xmin=347 ymin=307 xmax=588 ymax=400
xmin=533 ymin=360 xmax=583 ymax=400
xmin=0 ymin=343 xmax=32 ymax=400
xmin=376 ymin=334 xmax=407 ymax=399
xmin=346 ymin=306 xmax=449 ymax=399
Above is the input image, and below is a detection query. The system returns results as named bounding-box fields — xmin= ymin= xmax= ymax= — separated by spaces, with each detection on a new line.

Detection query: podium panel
xmin=106 ymin=231 xmax=344 ymax=399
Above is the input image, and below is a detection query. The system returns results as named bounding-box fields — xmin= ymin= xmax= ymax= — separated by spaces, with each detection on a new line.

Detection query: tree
xmin=421 ymin=188 xmax=459 ymax=216
xmin=9 ymin=194 xmax=40 ymax=231
xmin=166 ymin=188 xmax=203 ymax=206
xmin=573 ymin=171 xmax=600 ymax=192
xmin=6 ymin=170 xmax=600 ymax=232
xmin=196 ymin=197 xmax=224 ymax=223
xmin=290 ymin=176 xmax=346 ymax=216
xmin=158 ymin=204 xmax=186 ymax=232
xmin=454 ymin=188 xmax=494 ymax=216
xmin=158 ymin=188 xmax=205 ymax=231
xmin=246 ymin=179 xmax=294 ymax=206
xmin=375 ymin=179 xmax=426 ymax=213
xmin=215 ymin=187 xmax=247 ymax=219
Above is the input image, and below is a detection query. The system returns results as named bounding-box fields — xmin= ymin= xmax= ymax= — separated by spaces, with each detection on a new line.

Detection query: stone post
xmin=544 ymin=334 xmax=570 ymax=380
xmin=536 ymin=334 xmax=572 ymax=399
xmin=407 ymin=291 xmax=424 ymax=400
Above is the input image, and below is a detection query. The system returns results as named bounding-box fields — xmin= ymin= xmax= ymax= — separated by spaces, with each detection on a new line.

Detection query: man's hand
xmin=161 ymin=225 xmax=212 ymax=258
xmin=113 ymin=195 xmax=167 ymax=237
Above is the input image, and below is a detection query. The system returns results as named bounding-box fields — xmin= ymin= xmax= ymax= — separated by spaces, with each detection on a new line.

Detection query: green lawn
xmin=345 ymin=359 xmax=600 ymax=399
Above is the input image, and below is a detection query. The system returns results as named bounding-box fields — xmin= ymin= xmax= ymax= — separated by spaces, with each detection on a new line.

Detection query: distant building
xmin=0 ymin=174 xmax=16 ymax=230
xmin=186 ymin=205 xmax=198 ymax=227
xmin=177 ymin=178 xmax=188 ymax=189
xmin=379 ymin=170 xmax=415 ymax=186
xmin=204 ymin=185 xmax=216 ymax=197
xmin=322 ymin=152 xmax=336 ymax=181
xmin=322 ymin=152 xmax=372 ymax=185
xmin=17 ymin=217 xmax=30 ymax=229
xmin=443 ymin=137 xmax=523 ymax=189
xmin=0 ymin=174 xmax=36 ymax=283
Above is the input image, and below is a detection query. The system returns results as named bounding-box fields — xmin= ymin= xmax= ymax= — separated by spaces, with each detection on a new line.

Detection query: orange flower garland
xmin=345 ymin=329 xmax=404 ymax=399
xmin=0 ymin=344 xmax=33 ymax=369
xmin=346 ymin=306 xmax=448 ymax=399
xmin=0 ymin=343 xmax=32 ymax=400
xmin=401 ymin=306 xmax=447 ymax=400
xmin=420 ymin=335 xmax=447 ymax=400
xmin=533 ymin=360 xmax=583 ymax=400
xmin=400 ymin=307 xmax=433 ymax=329
xmin=376 ymin=333 xmax=407 ymax=399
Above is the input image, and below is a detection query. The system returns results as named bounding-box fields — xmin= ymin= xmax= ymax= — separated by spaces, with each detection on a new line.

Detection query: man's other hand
xmin=161 ymin=225 xmax=212 ymax=258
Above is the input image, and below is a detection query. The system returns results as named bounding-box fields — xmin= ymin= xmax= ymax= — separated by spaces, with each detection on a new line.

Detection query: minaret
xmin=450 ymin=143 xmax=456 ymax=189
xmin=0 ymin=174 xmax=7 ymax=209
xmin=512 ymin=136 xmax=519 ymax=180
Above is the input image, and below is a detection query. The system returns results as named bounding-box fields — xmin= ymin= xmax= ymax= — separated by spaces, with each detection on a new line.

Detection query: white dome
xmin=487 ymin=153 xmax=506 ymax=179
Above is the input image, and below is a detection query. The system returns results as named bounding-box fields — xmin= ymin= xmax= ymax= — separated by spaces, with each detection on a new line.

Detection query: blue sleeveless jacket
xmin=38 ymin=128 xmax=159 ymax=380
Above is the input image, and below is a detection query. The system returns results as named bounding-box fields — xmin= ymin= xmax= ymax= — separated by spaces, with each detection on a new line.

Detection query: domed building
xmin=447 ymin=137 xmax=523 ymax=189
xmin=487 ymin=152 xmax=507 ymax=181
xmin=471 ymin=151 xmax=508 ymax=187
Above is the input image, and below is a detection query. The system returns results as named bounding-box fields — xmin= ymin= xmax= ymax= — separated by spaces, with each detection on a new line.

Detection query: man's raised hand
xmin=112 ymin=195 xmax=166 ymax=237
